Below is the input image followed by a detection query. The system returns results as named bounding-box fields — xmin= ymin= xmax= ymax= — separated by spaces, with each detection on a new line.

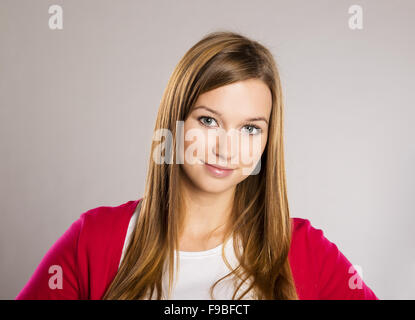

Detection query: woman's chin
xmin=197 ymin=184 xmax=233 ymax=194
xmin=193 ymin=176 xmax=237 ymax=194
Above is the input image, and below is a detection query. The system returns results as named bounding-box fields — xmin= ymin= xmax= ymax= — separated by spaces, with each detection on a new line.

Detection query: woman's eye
xmin=198 ymin=116 xmax=261 ymax=135
xmin=198 ymin=116 xmax=218 ymax=127
xmin=241 ymin=125 xmax=261 ymax=135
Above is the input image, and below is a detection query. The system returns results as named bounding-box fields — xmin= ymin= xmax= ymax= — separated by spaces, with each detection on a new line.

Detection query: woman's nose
xmin=212 ymin=130 xmax=238 ymax=164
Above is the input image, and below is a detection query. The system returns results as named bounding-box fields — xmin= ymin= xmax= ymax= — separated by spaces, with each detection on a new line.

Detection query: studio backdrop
xmin=1 ymin=0 xmax=414 ymax=299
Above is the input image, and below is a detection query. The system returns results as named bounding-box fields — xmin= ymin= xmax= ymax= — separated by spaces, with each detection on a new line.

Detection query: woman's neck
xmin=178 ymin=175 xmax=235 ymax=241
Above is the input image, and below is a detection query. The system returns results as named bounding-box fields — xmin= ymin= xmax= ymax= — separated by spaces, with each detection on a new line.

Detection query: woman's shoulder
xmin=78 ymin=198 xmax=141 ymax=238
xmin=291 ymin=216 xmax=318 ymax=231
xmin=15 ymin=197 xmax=142 ymax=300
xmin=289 ymin=216 xmax=327 ymax=265
xmin=291 ymin=217 xmax=324 ymax=242
xmin=289 ymin=216 xmax=351 ymax=272
xmin=288 ymin=216 xmax=379 ymax=300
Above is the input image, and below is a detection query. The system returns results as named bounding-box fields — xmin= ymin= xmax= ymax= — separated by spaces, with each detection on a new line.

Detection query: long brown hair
xmin=102 ymin=30 xmax=298 ymax=300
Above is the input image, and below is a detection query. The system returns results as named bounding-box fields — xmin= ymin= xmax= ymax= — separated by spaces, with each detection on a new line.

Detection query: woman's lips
xmin=203 ymin=161 xmax=235 ymax=178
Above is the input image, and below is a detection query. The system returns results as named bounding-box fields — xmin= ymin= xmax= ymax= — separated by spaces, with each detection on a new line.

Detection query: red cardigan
xmin=15 ymin=198 xmax=379 ymax=300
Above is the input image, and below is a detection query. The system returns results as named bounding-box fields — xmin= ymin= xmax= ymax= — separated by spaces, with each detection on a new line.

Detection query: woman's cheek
xmin=182 ymin=125 xmax=207 ymax=164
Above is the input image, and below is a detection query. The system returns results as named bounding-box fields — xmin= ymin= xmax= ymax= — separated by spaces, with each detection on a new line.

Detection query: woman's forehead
xmin=192 ymin=80 xmax=272 ymax=120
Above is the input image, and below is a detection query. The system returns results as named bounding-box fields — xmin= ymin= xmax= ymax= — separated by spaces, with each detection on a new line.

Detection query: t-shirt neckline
xmin=176 ymin=242 xmax=224 ymax=257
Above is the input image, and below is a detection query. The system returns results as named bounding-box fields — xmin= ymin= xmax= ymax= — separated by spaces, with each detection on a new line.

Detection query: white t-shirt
xmin=119 ymin=207 xmax=255 ymax=300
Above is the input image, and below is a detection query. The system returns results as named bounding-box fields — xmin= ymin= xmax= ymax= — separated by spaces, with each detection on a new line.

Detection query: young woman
xmin=15 ymin=30 xmax=379 ymax=300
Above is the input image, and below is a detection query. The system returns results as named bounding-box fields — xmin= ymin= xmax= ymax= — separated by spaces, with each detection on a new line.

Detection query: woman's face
xmin=180 ymin=78 xmax=272 ymax=194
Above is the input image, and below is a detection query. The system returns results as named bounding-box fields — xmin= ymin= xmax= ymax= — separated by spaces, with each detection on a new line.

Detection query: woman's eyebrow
xmin=193 ymin=105 xmax=268 ymax=125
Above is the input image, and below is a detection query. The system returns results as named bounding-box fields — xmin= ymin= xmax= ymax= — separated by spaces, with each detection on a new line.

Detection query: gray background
xmin=1 ymin=0 xmax=414 ymax=299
